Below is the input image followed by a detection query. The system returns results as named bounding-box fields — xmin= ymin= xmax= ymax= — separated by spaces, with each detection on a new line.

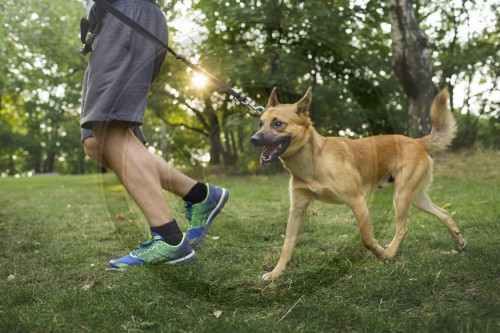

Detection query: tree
xmin=388 ymin=0 xmax=435 ymax=138
xmin=160 ymin=0 xmax=406 ymax=170
xmin=1 ymin=0 xmax=89 ymax=175
xmin=1 ymin=0 xmax=497 ymax=176
xmin=428 ymin=0 xmax=499 ymax=148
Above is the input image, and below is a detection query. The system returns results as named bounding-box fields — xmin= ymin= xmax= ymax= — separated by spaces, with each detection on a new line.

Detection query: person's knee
xmin=92 ymin=121 xmax=130 ymax=144
xmin=83 ymin=137 xmax=100 ymax=162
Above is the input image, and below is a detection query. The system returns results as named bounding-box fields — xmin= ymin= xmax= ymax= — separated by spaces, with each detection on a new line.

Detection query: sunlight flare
xmin=191 ymin=72 xmax=208 ymax=89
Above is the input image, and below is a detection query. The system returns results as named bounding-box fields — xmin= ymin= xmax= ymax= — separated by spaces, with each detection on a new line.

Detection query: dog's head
xmin=250 ymin=87 xmax=313 ymax=169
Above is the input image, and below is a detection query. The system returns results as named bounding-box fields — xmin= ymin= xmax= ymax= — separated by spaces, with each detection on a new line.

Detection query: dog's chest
xmin=307 ymin=186 xmax=344 ymax=204
xmin=309 ymin=187 xmax=326 ymax=196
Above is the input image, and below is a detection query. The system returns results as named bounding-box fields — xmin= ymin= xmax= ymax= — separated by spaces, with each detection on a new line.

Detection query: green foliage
xmin=147 ymin=0 xmax=497 ymax=170
xmin=1 ymin=0 xmax=90 ymax=175
xmin=427 ymin=0 xmax=499 ymax=149
xmin=144 ymin=0 xmax=409 ymax=170
xmin=455 ymin=113 xmax=500 ymax=149
xmin=0 ymin=152 xmax=499 ymax=331
xmin=189 ymin=0 xmax=405 ymax=135
xmin=0 ymin=0 xmax=497 ymax=175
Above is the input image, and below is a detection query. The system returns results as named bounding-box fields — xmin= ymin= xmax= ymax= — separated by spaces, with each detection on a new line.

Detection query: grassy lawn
xmin=1 ymin=151 xmax=499 ymax=332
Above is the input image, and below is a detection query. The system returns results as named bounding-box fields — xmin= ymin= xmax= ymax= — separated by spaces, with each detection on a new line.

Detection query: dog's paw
xmin=262 ymin=271 xmax=282 ymax=281
xmin=459 ymin=239 xmax=467 ymax=251
xmin=261 ymin=273 xmax=273 ymax=281
xmin=379 ymin=249 xmax=391 ymax=264
xmin=378 ymin=256 xmax=390 ymax=264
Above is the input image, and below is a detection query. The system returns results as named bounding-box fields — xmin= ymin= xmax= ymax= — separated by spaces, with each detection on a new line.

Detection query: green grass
xmin=1 ymin=151 xmax=499 ymax=332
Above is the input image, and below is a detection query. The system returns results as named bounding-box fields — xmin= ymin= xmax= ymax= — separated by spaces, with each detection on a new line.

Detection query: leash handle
xmin=91 ymin=0 xmax=263 ymax=113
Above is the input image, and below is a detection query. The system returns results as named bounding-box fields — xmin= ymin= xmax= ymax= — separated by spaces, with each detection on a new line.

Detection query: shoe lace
xmin=181 ymin=201 xmax=210 ymax=229
xmin=131 ymin=236 xmax=156 ymax=256
xmin=182 ymin=201 xmax=194 ymax=228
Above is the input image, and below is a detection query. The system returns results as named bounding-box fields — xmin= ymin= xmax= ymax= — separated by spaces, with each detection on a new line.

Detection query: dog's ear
xmin=266 ymin=87 xmax=280 ymax=108
xmin=296 ymin=87 xmax=312 ymax=116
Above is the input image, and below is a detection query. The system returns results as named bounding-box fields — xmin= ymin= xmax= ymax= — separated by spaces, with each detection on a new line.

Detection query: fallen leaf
xmin=441 ymin=250 xmax=459 ymax=255
xmin=212 ymin=236 xmax=220 ymax=240
xmin=7 ymin=274 xmax=16 ymax=281
xmin=442 ymin=203 xmax=452 ymax=209
xmin=214 ymin=310 xmax=222 ymax=318
xmin=116 ymin=215 xmax=126 ymax=221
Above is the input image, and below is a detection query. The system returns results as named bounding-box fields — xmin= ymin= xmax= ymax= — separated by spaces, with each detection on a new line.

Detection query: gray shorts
xmin=80 ymin=0 xmax=167 ymax=142
xmin=81 ymin=125 xmax=147 ymax=143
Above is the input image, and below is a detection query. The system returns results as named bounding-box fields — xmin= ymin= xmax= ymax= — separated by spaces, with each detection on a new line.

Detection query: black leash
xmin=84 ymin=0 xmax=264 ymax=114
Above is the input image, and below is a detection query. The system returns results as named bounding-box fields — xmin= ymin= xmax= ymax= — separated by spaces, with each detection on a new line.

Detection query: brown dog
xmin=251 ymin=87 xmax=466 ymax=280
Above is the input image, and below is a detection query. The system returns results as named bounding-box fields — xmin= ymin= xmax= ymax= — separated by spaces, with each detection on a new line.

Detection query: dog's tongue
xmin=260 ymin=144 xmax=280 ymax=170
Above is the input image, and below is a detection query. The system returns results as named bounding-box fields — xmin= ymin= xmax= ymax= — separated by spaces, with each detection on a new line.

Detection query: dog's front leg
xmin=262 ymin=195 xmax=311 ymax=281
xmin=350 ymin=196 xmax=387 ymax=261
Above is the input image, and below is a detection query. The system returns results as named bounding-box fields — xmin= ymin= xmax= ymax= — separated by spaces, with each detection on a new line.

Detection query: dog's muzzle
xmin=250 ymin=133 xmax=264 ymax=146
xmin=250 ymin=132 xmax=291 ymax=169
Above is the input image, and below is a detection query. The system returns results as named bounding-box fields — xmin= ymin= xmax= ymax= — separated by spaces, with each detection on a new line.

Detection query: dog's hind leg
xmin=385 ymin=188 xmax=413 ymax=260
xmin=262 ymin=196 xmax=311 ymax=281
xmin=350 ymin=196 xmax=387 ymax=261
xmin=412 ymin=193 xmax=467 ymax=250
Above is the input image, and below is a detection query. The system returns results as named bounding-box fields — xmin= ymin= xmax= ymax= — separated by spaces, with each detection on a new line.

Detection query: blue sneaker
xmin=184 ymin=184 xmax=229 ymax=248
xmin=109 ymin=232 xmax=195 ymax=270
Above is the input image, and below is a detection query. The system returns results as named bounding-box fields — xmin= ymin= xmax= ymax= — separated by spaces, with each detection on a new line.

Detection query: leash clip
xmin=241 ymin=99 xmax=264 ymax=114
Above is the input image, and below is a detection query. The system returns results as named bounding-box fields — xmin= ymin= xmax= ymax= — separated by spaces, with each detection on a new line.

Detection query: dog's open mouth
xmin=260 ymin=137 xmax=291 ymax=169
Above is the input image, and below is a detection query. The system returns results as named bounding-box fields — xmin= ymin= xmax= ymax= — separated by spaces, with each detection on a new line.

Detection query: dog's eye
xmin=258 ymin=120 xmax=263 ymax=128
xmin=272 ymin=120 xmax=285 ymax=129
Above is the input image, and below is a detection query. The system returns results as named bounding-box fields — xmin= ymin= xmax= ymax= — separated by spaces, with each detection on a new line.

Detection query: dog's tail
xmin=416 ymin=88 xmax=457 ymax=153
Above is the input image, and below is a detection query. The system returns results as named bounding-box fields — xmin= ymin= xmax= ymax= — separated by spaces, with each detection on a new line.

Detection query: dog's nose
xmin=250 ymin=134 xmax=262 ymax=146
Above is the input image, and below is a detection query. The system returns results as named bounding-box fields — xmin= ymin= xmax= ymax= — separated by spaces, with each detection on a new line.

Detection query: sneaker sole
xmin=108 ymin=250 xmax=196 ymax=270
xmin=165 ymin=250 xmax=196 ymax=265
xmin=190 ymin=188 xmax=229 ymax=248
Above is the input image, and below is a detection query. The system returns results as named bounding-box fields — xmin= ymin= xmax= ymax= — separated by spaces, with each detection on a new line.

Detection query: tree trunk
xmin=80 ymin=156 xmax=85 ymax=174
xmin=388 ymin=0 xmax=436 ymax=138
xmin=265 ymin=1 xmax=282 ymax=80
xmin=204 ymin=96 xmax=223 ymax=165
xmin=44 ymin=151 xmax=55 ymax=173
xmin=209 ymin=131 xmax=222 ymax=165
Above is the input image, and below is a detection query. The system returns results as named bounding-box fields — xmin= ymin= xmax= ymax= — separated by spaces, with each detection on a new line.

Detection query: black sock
xmin=183 ymin=182 xmax=208 ymax=204
xmin=150 ymin=220 xmax=183 ymax=246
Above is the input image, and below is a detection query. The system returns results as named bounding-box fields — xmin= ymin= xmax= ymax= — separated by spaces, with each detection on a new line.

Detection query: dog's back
xmin=324 ymin=88 xmax=455 ymax=194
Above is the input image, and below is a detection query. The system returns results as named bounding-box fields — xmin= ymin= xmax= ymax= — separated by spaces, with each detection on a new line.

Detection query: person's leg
xmin=83 ymin=136 xmax=111 ymax=169
xmin=89 ymin=121 xmax=197 ymax=268
xmin=83 ymin=134 xmax=197 ymax=197
xmin=92 ymin=121 xmax=175 ymax=226
xmin=85 ymin=122 xmax=229 ymax=250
